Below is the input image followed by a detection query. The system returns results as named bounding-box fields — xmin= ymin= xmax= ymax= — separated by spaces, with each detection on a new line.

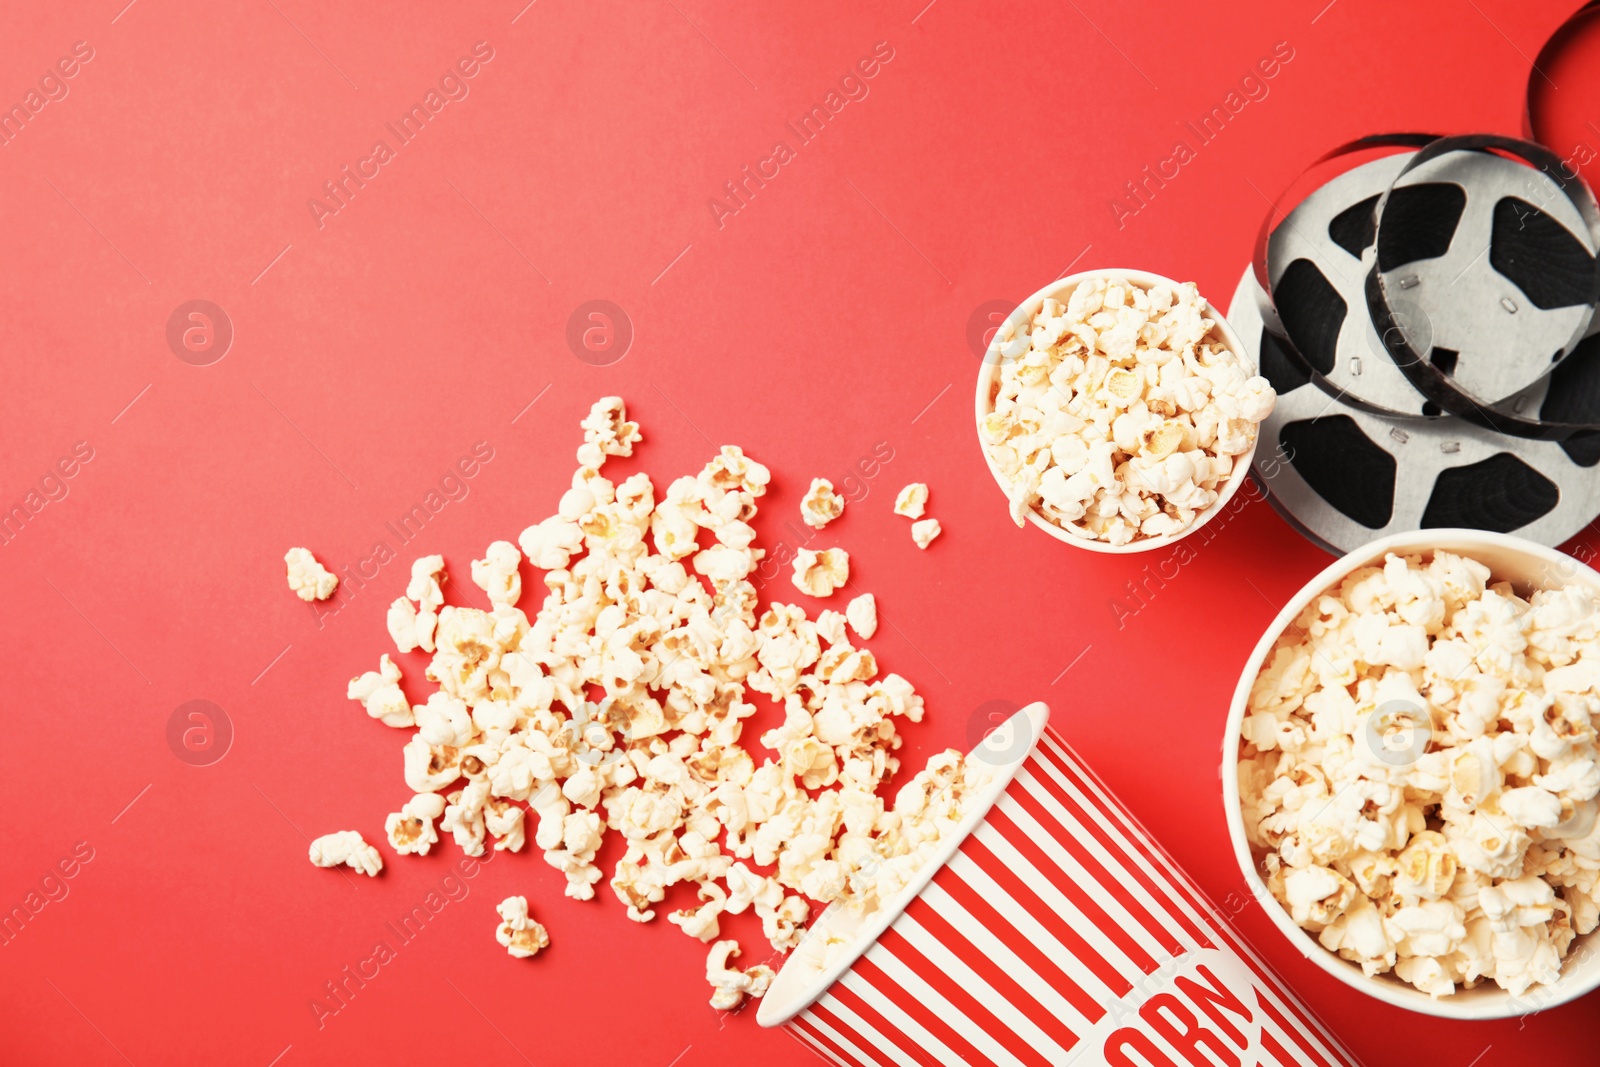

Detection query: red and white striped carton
xmin=757 ymin=702 xmax=1360 ymax=1067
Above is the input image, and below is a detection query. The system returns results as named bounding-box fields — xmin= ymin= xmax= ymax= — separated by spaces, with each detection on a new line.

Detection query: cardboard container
xmin=759 ymin=702 xmax=1358 ymax=1067
xmin=972 ymin=269 xmax=1259 ymax=555
xmin=1223 ymin=528 xmax=1600 ymax=1018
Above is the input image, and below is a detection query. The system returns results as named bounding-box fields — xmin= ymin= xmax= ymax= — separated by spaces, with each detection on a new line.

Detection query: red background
xmin=3 ymin=1 xmax=1599 ymax=1064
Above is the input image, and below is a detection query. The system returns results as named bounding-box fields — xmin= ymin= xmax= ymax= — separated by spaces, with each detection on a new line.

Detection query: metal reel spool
xmin=1231 ymin=266 xmax=1600 ymax=555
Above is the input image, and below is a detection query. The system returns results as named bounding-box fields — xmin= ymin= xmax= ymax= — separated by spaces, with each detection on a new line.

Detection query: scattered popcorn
xmin=386 ymin=793 xmax=447 ymax=856
xmin=387 ymin=555 xmax=448 ymax=654
xmin=910 ymin=519 xmax=941 ymax=549
xmin=310 ymin=397 xmax=997 ymax=1014
xmin=308 ymin=831 xmax=383 ymax=877
xmin=705 ymin=940 xmax=775 ymax=1010
xmin=846 ymin=594 xmax=878 ymax=640
xmin=791 ymin=547 xmax=850 ymax=598
xmin=471 ymin=540 xmax=523 ymax=608
xmin=980 ymin=275 xmax=1273 ymax=545
xmin=407 ymin=554 xmax=447 ymax=613
xmin=815 ymin=609 xmax=848 ymax=647
xmin=893 ymin=483 xmax=928 ymax=520
xmin=800 ymin=478 xmax=845 ymax=530
xmin=348 ymin=654 xmax=414 ymax=728
xmin=495 ymin=895 xmax=550 ymax=959
xmin=577 ymin=396 xmax=641 ymax=470
xmin=1239 ymin=550 xmax=1600 ymax=998
xmin=285 ymin=547 xmax=338 ymax=602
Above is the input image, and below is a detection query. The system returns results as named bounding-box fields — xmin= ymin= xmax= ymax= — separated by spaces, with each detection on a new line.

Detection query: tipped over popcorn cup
xmin=759 ymin=702 xmax=1358 ymax=1066
xmin=1225 ymin=529 xmax=1600 ymax=1020
xmin=974 ymin=269 xmax=1273 ymax=554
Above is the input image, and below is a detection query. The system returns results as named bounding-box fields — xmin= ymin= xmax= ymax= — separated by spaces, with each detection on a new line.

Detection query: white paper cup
xmin=1223 ymin=528 xmax=1600 ymax=1019
xmin=760 ymin=702 xmax=1357 ymax=1066
xmin=973 ymin=269 xmax=1259 ymax=554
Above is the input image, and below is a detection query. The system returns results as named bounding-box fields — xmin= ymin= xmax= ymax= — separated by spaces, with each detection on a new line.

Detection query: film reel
xmin=1231 ymin=266 xmax=1600 ymax=554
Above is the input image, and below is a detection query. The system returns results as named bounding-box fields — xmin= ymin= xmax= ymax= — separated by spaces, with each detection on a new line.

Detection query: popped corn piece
xmin=309 ymin=831 xmax=383 ymax=877
xmin=495 ymin=895 xmax=550 ymax=959
xmin=347 ymin=654 xmax=414 ymax=729
xmin=701 ymin=445 xmax=770 ymax=497
xmin=403 ymin=734 xmax=463 ymax=793
xmin=486 ymin=799 xmax=527 ymax=852
xmin=911 ymin=518 xmax=942 ymax=549
xmin=519 ymin=516 xmax=584 ymax=570
xmin=406 ymin=555 xmax=447 ymax=614
xmin=390 ymin=555 xmax=447 ymax=653
xmin=815 ymin=609 xmax=848 ymax=647
xmin=386 ymin=793 xmax=447 ymax=856
xmin=800 ymin=478 xmax=845 ymax=529
xmin=386 ymin=597 xmax=421 ymax=653
xmin=705 ymin=940 xmax=775 ymax=1011
xmin=792 ymin=547 xmax=850 ymax=598
xmin=893 ymin=483 xmax=928 ymax=519
xmin=669 ymin=883 xmax=728 ymax=942
xmin=846 ymin=593 xmax=878 ymax=640
xmin=470 ymin=540 xmax=523 ymax=608
xmin=577 ymin=396 xmax=641 ymax=470
xmin=285 ymin=547 xmax=338 ymax=602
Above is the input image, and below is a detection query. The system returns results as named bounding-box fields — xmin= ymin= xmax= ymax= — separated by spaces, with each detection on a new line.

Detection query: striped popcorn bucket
xmin=758 ymin=702 xmax=1359 ymax=1067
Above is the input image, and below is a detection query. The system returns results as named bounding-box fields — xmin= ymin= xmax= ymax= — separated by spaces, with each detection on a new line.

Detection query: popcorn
xmin=791 ymin=547 xmax=850 ymax=598
xmin=705 ymin=940 xmax=775 ymax=1010
xmin=495 ymin=895 xmax=550 ymax=958
xmin=846 ymin=594 xmax=878 ymax=640
xmin=1239 ymin=549 xmax=1600 ymax=997
xmin=387 ymin=555 xmax=447 ymax=654
xmin=893 ymin=483 xmax=928 ymax=519
xmin=670 ymin=883 xmax=728 ymax=942
xmin=386 ymin=598 xmax=422 ymax=653
xmin=403 ymin=735 xmax=463 ymax=793
xmin=285 ymin=547 xmax=338 ymax=602
xmin=577 ymin=396 xmax=640 ymax=470
xmin=348 ymin=654 xmax=414 ymax=728
xmin=386 ymin=793 xmax=447 ymax=855
xmin=308 ymin=831 xmax=382 ymax=877
xmin=407 ymin=554 xmax=446 ymax=613
xmin=471 ymin=540 xmax=523 ymax=608
xmin=800 ymin=478 xmax=845 ymax=529
xmin=519 ymin=517 xmax=585 ymax=571
xmin=910 ymin=519 xmax=941 ymax=549
xmin=815 ymin=609 xmax=848 ymax=647
xmin=310 ymin=397 xmax=996 ymax=1016
xmin=1284 ymin=866 xmax=1355 ymax=929
xmin=980 ymin=276 xmax=1273 ymax=545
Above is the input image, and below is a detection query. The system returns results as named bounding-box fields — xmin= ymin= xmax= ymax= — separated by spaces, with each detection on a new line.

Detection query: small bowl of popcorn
xmin=1224 ymin=528 xmax=1600 ymax=1019
xmin=975 ymin=269 xmax=1274 ymax=551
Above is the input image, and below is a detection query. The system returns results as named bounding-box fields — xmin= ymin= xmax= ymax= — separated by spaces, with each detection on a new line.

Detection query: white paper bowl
xmin=973 ymin=268 xmax=1259 ymax=554
xmin=761 ymin=702 xmax=1357 ymax=1066
xmin=1223 ymin=528 xmax=1600 ymax=1019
